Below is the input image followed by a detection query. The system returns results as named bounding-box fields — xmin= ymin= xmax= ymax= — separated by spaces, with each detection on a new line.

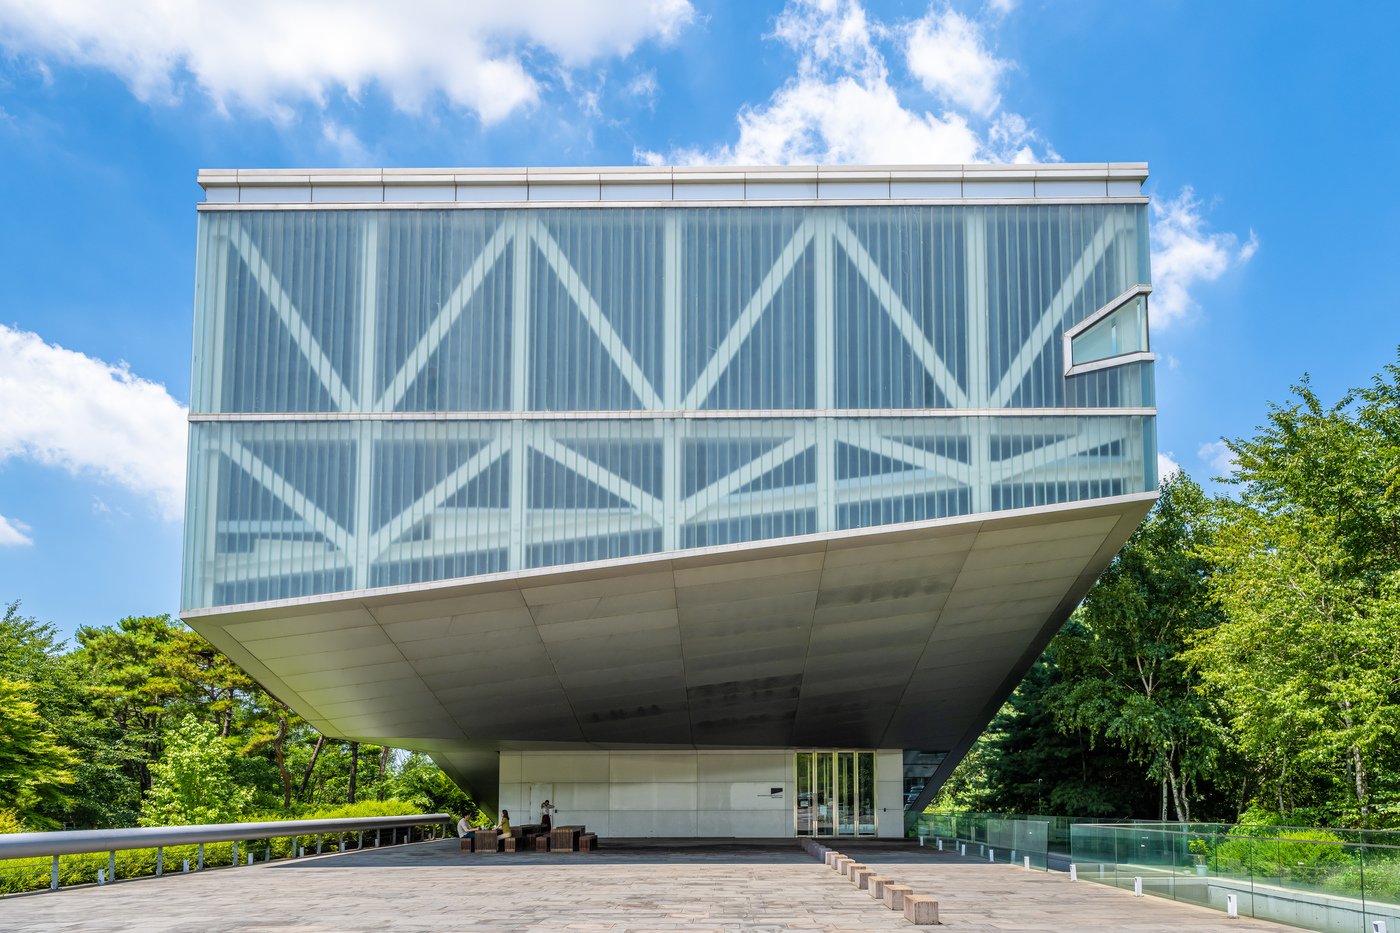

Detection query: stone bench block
xmin=904 ymin=894 xmax=940 ymax=925
xmin=883 ymin=883 xmax=913 ymax=911
xmin=825 ymin=851 xmax=840 ymax=868
xmin=867 ymin=875 xmax=890 ymax=898
xmin=850 ymin=867 xmax=874 ymax=889
xmin=535 ymin=835 xmax=550 ymax=852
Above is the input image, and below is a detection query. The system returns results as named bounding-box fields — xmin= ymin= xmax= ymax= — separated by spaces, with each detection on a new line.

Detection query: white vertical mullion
xmin=509 ymin=217 xmax=531 ymax=571
xmin=662 ymin=212 xmax=682 ymax=550
xmin=511 ymin=218 xmax=531 ymax=412
xmin=352 ymin=215 xmax=380 ymax=587
xmin=201 ymin=431 xmax=221 ymax=607
xmin=814 ymin=211 xmax=836 ymax=532
xmin=965 ymin=210 xmax=991 ymax=514
xmin=509 ymin=421 xmax=530 ymax=570
xmin=207 ymin=227 xmax=230 ymax=413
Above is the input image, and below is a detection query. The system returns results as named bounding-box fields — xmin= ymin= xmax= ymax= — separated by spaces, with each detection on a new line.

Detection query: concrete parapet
xmin=883 ymin=883 xmax=913 ymax=911
xmin=904 ymin=894 xmax=940 ymax=925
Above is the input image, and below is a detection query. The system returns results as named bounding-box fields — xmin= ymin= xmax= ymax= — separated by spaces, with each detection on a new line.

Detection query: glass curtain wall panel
xmin=186 ymin=202 xmax=1155 ymax=610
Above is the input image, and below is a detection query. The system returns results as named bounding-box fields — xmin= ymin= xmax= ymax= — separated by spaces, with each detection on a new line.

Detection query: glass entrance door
xmin=794 ymin=751 xmax=876 ymax=837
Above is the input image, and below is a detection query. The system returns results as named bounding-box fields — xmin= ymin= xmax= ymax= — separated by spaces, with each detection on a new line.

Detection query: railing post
xmin=376 ymin=829 xmax=381 ymax=847
xmin=316 ymin=834 xmax=322 ymax=855
xmin=358 ymin=831 xmax=363 ymax=849
xmin=109 ymin=850 xmax=116 ymax=882
xmin=156 ymin=846 xmax=164 ymax=876
xmin=51 ymin=854 xmax=59 ymax=890
xmin=233 ymin=840 xmax=239 ymax=866
xmin=197 ymin=843 xmax=204 ymax=871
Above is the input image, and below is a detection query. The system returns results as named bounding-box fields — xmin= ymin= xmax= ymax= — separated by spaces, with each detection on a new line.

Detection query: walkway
xmin=1 ymin=838 xmax=1300 ymax=932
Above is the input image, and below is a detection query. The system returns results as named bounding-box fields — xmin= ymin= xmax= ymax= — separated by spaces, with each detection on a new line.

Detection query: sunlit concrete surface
xmin=1 ymin=838 xmax=1299 ymax=932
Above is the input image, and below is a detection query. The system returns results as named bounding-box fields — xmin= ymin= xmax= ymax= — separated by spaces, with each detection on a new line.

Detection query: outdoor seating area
xmin=459 ymin=824 xmax=598 ymax=854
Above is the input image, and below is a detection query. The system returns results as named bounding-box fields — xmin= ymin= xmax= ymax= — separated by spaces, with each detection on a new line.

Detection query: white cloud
xmin=1198 ymin=439 xmax=1238 ymax=478
xmin=0 ymin=513 xmax=32 ymax=547
xmin=0 ymin=0 xmax=694 ymax=124
xmin=904 ymin=8 xmax=1006 ymax=117
xmin=0 ymin=324 xmax=187 ymax=521
xmin=1157 ymin=452 xmax=1182 ymax=482
xmin=645 ymin=0 xmax=1049 ymax=166
xmin=1150 ymin=187 xmax=1258 ymax=329
xmin=321 ymin=119 xmax=370 ymax=163
xmin=627 ymin=70 xmax=660 ymax=107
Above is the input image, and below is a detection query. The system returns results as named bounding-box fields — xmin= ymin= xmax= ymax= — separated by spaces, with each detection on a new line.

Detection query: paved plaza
xmin=1 ymin=838 xmax=1298 ymax=932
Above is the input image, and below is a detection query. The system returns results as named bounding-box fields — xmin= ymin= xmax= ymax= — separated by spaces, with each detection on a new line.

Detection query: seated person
xmin=497 ymin=809 xmax=511 ymax=837
xmin=458 ymin=813 xmax=482 ymax=844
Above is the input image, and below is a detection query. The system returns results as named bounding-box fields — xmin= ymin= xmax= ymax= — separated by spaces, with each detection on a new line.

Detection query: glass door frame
xmin=793 ymin=750 xmax=877 ymax=838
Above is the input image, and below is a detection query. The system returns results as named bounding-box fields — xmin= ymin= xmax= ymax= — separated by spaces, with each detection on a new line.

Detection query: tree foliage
xmin=140 ymin=714 xmax=252 ymax=826
xmin=0 ymin=604 xmax=485 ymax=830
xmin=1188 ymin=356 xmax=1400 ymax=825
xmin=935 ymin=349 xmax=1400 ymax=828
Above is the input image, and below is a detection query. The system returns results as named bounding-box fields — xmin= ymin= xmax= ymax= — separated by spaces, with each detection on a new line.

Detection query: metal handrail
xmin=0 ymin=813 xmax=452 ymax=860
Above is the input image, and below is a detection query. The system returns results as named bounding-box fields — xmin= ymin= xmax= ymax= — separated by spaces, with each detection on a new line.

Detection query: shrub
xmin=1215 ymin=828 xmax=1350 ymax=884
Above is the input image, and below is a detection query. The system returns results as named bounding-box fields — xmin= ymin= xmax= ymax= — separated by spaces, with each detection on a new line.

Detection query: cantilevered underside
xmin=184 ymin=491 xmax=1153 ymax=809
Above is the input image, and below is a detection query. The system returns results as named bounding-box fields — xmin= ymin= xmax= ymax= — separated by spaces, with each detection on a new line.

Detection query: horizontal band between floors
xmin=189 ymin=407 xmax=1157 ymax=423
xmin=198 ymin=196 xmax=1150 ymax=212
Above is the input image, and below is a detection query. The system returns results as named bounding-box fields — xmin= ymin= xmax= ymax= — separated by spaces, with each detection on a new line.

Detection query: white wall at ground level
xmin=498 ymin=749 xmax=905 ymax=839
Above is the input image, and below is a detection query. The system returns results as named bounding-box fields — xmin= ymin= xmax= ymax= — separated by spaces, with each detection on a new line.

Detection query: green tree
xmin=0 ymin=677 xmax=78 ymax=828
xmin=1049 ymin=473 xmax=1226 ymax=821
xmin=140 ymin=714 xmax=252 ymax=826
xmin=1190 ymin=354 xmax=1400 ymax=825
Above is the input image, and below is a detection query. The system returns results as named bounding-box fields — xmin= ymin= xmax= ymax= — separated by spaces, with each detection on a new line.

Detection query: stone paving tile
xmin=0 ymin=838 xmax=1303 ymax=932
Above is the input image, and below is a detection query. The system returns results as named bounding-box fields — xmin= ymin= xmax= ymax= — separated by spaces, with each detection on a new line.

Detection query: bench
xmin=550 ymin=826 xmax=585 ymax=852
xmin=579 ymin=832 xmax=598 ymax=851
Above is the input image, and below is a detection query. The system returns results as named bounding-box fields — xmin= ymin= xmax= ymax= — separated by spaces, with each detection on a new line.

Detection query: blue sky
xmin=0 ymin=0 xmax=1395 ymax=640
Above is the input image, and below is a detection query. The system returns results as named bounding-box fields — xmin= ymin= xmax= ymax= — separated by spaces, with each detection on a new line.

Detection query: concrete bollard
xmin=883 ymin=883 xmax=913 ymax=912
xmin=851 ymin=867 xmax=874 ymax=890
xmin=247 ymin=852 xmax=254 ymax=866
xmin=1133 ymin=876 xmax=1143 ymax=897
xmin=919 ymin=835 xmax=925 ymax=846
xmin=904 ymin=894 xmax=940 ymax=926
xmin=1024 ymin=856 xmax=1031 ymax=870
xmin=1226 ymin=894 xmax=1238 ymax=918
xmin=97 ymin=869 xmax=105 ymax=886
xmin=937 ymin=838 xmax=943 ymax=851
xmin=867 ymin=876 xmax=889 ymax=899
xmin=183 ymin=859 xmax=190 ymax=873
xmin=989 ymin=848 xmax=996 ymax=863
xmin=1070 ymin=864 xmax=1078 ymax=882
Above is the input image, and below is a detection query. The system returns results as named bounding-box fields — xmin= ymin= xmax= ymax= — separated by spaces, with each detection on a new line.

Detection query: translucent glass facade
xmin=184 ymin=203 xmax=1156 ymax=610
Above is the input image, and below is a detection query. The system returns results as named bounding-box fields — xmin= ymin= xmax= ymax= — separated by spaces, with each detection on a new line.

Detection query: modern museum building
xmin=181 ymin=163 xmax=1158 ymax=838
